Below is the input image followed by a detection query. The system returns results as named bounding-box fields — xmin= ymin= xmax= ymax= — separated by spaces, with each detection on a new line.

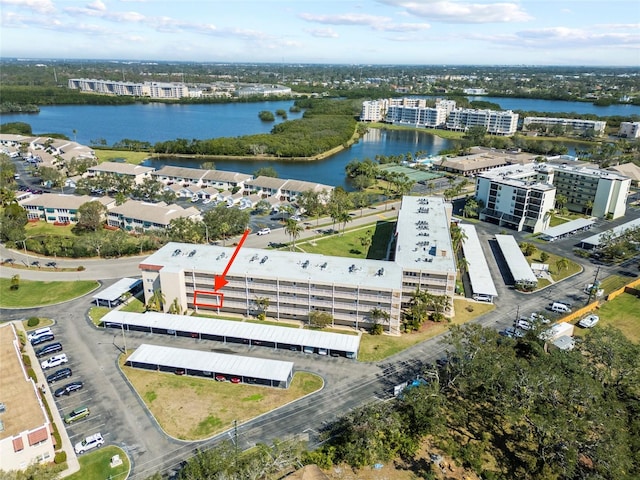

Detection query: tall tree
xmin=0 ymin=203 xmax=27 ymax=242
xmin=284 ymin=218 xmax=303 ymax=251
xmin=75 ymin=200 xmax=106 ymax=232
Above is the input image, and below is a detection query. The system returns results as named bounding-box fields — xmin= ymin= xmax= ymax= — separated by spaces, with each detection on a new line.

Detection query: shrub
xmin=369 ymin=324 xmax=383 ymax=335
xmin=22 ymin=354 xmax=31 ymax=367
xmin=54 ymin=450 xmax=66 ymax=463
xmin=77 ymin=265 xmax=85 ymax=271
xmin=27 ymin=317 xmax=40 ymax=327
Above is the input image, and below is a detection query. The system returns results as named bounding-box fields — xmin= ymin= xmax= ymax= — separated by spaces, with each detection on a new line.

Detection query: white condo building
xmin=139 ymin=196 xmax=456 ymax=335
xmin=523 ymin=117 xmax=607 ymax=136
xmin=446 ymin=108 xmax=519 ymax=136
xmin=618 ymin=122 xmax=640 ymax=139
xmin=475 ymin=162 xmax=631 ymax=232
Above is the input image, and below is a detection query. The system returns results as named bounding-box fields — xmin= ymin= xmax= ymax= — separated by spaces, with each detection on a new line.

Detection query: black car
xmin=36 ymin=342 xmax=63 ymax=358
xmin=54 ymin=381 xmax=84 ymax=397
xmin=47 ymin=367 xmax=72 ymax=384
xmin=30 ymin=334 xmax=54 ymax=346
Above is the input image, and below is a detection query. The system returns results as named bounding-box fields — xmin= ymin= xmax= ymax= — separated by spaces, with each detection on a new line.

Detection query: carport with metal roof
xmin=102 ymin=311 xmax=360 ymax=359
xmin=126 ymin=344 xmax=294 ymax=388
xmin=92 ymin=278 xmax=142 ymax=307
xmin=459 ymin=224 xmax=498 ymax=300
xmin=494 ymin=234 xmax=537 ymax=288
xmin=539 ymin=218 xmax=595 ymax=242
xmin=579 ymin=218 xmax=640 ymax=249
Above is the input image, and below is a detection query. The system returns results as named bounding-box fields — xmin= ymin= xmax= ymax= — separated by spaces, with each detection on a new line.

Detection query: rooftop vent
xmin=188 ymin=250 xmax=196 ymax=257
xmin=172 ymin=249 xmax=181 ymax=257
xmin=260 ymin=256 xmax=268 ymax=264
xmin=377 ymin=268 xmax=385 ymax=276
xmin=302 ymin=260 xmax=310 ymax=269
xmin=320 ymin=262 xmax=328 ymax=270
xmin=250 ymin=254 xmax=259 ymax=262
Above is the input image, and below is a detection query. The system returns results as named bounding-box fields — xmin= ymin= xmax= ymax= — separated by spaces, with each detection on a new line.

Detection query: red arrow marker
xmin=213 ymin=229 xmax=250 ymax=291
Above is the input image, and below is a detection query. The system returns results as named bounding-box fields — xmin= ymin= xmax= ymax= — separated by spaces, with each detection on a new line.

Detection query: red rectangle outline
xmin=193 ymin=290 xmax=224 ymax=308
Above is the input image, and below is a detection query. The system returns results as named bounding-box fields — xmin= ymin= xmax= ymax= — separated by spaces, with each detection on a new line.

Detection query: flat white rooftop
xmin=93 ymin=278 xmax=141 ymax=303
xmin=494 ymin=234 xmax=537 ymax=285
xmin=459 ymin=224 xmax=498 ymax=297
xmin=103 ymin=311 xmax=361 ymax=353
xmin=141 ymin=242 xmax=403 ymax=290
xmin=394 ymin=196 xmax=456 ymax=273
xmin=126 ymin=344 xmax=294 ymax=383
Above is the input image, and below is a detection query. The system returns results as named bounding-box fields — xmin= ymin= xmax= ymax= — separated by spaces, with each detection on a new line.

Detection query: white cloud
xmin=299 ymin=12 xmax=392 ymax=26
xmin=87 ymin=0 xmax=106 ymax=12
xmin=0 ymin=0 xmax=54 ymax=14
xmin=378 ymin=0 xmax=533 ymax=23
xmin=306 ymin=28 xmax=340 ymax=38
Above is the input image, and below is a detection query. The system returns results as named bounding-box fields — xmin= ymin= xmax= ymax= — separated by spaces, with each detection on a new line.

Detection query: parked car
xmin=578 ymin=314 xmax=600 ymax=328
xmin=215 ymin=375 xmax=226 ymax=382
xmin=54 ymin=381 xmax=84 ymax=397
xmin=36 ymin=342 xmax=63 ymax=358
xmin=230 ymin=377 xmax=241 ymax=384
xmin=74 ymin=433 xmax=104 ymax=454
xmin=47 ymin=367 xmax=72 ymax=384
xmin=27 ymin=327 xmax=53 ymax=342
xmin=257 ymin=228 xmax=271 ymax=236
xmin=41 ymin=353 xmax=68 ymax=370
xmin=530 ymin=313 xmax=551 ymax=324
xmin=472 ymin=294 xmax=492 ymax=302
xmin=64 ymin=406 xmax=90 ymax=424
xmin=30 ymin=333 xmax=54 ymax=346
xmin=516 ymin=318 xmax=533 ymax=331
xmin=500 ymin=327 xmax=525 ymax=338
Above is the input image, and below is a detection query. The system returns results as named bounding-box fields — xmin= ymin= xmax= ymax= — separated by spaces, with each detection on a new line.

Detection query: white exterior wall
xmin=593 ymin=177 xmax=630 ymax=219
xmin=619 ymin=122 xmax=640 ymax=139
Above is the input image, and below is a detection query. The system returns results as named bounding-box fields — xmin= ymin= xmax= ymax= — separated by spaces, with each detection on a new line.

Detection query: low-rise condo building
xmin=523 ymin=117 xmax=607 ymax=136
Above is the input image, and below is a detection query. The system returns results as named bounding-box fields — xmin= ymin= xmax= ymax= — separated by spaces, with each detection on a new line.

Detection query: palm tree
xmin=450 ymin=225 xmax=468 ymax=254
xmin=146 ymin=289 xmax=165 ymax=312
xmin=555 ymin=258 xmax=570 ymax=274
xmin=337 ymin=211 xmax=352 ymax=234
xmin=255 ymin=296 xmax=270 ymax=319
xmin=284 ymin=219 xmax=303 ymax=251
xmin=585 ymin=200 xmax=594 ymax=216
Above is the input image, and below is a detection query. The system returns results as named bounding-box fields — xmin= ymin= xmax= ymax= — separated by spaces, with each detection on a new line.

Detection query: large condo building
xmin=475 ymin=164 xmax=556 ymax=233
xmin=618 ymin=122 xmax=640 ymax=139
xmin=446 ymin=108 xmax=519 ymax=136
xmin=69 ymin=79 xmax=192 ymax=99
xmin=475 ymin=162 xmax=631 ymax=232
xmin=139 ymin=196 xmax=456 ymax=335
xmin=523 ymin=117 xmax=607 ymax=136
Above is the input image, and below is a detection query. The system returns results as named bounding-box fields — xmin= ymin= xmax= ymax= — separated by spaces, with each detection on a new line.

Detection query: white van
xmin=551 ymin=302 xmax=571 ymax=314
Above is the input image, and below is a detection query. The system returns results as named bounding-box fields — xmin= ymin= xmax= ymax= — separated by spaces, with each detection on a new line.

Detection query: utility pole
xmin=586 ymin=266 xmax=601 ymax=305
xmin=233 ymin=419 xmax=238 ymax=468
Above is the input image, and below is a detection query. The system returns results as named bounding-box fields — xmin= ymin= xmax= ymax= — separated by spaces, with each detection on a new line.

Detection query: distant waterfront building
xmin=87 ymin=162 xmax=155 ymax=185
xmin=618 ymin=121 xmax=640 ymax=139
xmin=463 ymin=88 xmax=488 ymax=95
xmin=523 ymin=117 xmax=607 ymax=136
xmin=360 ymin=99 xmax=389 ymax=122
xmin=446 ymin=108 xmax=519 ymax=136
xmin=436 ymin=146 xmax=537 ymax=177
xmin=236 ymin=84 xmax=291 ymax=97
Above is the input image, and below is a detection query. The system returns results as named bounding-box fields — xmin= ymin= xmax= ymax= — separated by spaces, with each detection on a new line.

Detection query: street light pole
xmin=121 ymin=323 xmax=127 ymax=354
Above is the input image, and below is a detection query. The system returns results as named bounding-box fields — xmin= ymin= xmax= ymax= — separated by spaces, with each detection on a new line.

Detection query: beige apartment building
xmin=139 ymin=196 xmax=457 ymax=335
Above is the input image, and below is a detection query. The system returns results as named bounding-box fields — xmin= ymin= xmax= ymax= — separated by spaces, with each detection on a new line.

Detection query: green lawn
xmin=89 ymin=307 xmax=111 ymax=325
xmin=94 ymin=148 xmax=152 ymax=165
xmin=121 ymin=296 xmax=146 ymax=313
xmin=65 ymin=445 xmax=129 ymax=480
xmin=594 ymin=293 xmax=640 ymax=343
xmin=23 ymin=220 xmax=75 ymax=237
xmin=0 ymin=279 xmax=99 ymax=308
xmin=358 ymin=299 xmax=495 ymax=362
xmin=599 ymin=274 xmax=631 ymax=295
xmin=524 ymin=249 xmax=581 ymax=284
xmin=549 ymin=215 xmax=568 ymax=227
xmin=298 ymin=220 xmax=395 ymax=260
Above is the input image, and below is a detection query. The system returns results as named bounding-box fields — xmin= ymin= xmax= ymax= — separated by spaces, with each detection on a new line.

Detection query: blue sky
xmin=1 ymin=0 xmax=638 ymax=65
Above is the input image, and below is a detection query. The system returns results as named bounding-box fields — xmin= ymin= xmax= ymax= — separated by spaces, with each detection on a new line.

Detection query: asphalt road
xmin=1 ymin=202 xmax=638 ymax=478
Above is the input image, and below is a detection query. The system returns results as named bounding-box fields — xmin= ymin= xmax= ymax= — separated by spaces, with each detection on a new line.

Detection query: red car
xmin=230 ymin=377 xmax=241 ymax=384
xmin=215 ymin=375 xmax=226 ymax=382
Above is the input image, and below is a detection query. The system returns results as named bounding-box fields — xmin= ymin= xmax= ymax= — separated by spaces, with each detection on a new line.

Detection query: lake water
xmin=2 ymin=97 xmax=637 ymax=189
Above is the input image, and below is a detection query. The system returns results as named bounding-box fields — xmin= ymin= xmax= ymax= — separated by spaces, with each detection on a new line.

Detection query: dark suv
xmin=47 ymin=367 xmax=72 ymax=384
xmin=36 ymin=342 xmax=63 ymax=357
xmin=54 ymin=381 xmax=84 ymax=397
xmin=31 ymin=334 xmax=54 ymax=346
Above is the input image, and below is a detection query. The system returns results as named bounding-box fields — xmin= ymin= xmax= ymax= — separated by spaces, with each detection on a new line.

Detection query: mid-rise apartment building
xmin=446 ymin=108 xmax=519 ymax=136
xmin=139 ymin=196 xmax=456 ymax=335
xmin=475 ymin=162 xmax=631 ymax=232
xmin=475 ymin=164 xmax=556 ymax=233
xmin=523 ymin=117 xmax=607 ymax=136
xmin=618 ymin=121 xmax=640 ymax=139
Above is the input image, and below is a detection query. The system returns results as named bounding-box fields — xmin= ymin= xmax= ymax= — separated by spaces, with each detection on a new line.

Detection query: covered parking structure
xmin=126 ymin=344 xmax=294 ymax=388
xmin=92 ymin=278 xmax=142 ymax=307
xmin=459 ymin=224 xmax=498 ymax=301
xmin=579 ymin=218 xmax=640 ymax=249
xmin=494 ymin=234 xmax=538 ymax=289
xmin=539 ymin=218 xmax=595 ymax=242
xmin=102 ymin=311 xmax=360 ymax=359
